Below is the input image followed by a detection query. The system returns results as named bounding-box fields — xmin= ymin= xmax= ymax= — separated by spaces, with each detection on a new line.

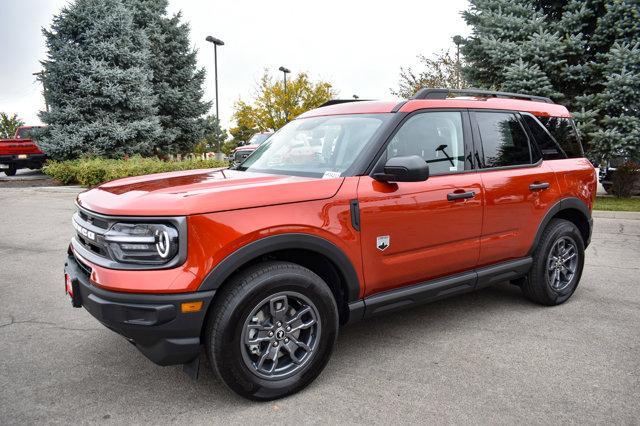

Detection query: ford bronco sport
xmin=64 ymin=88 xmax=596 ymax=400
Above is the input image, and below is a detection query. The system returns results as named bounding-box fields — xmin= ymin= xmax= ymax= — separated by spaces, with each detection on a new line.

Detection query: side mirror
xmin=374 ymin=155 xmax=429 ymax=182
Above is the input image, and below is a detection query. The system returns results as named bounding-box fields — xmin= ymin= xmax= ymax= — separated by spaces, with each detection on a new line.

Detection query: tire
xmin=4 ymin=165 xmax=17 ymax=176
xmin=521 ymin=219 xmax=585 ymax=305
xmin=204 ymin=261 xmax=339 ymax=400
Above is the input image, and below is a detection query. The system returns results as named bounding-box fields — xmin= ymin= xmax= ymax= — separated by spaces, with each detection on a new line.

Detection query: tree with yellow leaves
xmin=230 ymin=71 xmax=336 ymax=144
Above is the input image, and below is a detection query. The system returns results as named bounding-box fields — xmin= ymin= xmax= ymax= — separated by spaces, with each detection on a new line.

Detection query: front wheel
xmin=521 ymin=219 xmax=585 ymax=305
xmin=204 ymin=261 xmax=339 ymax=400
xmin=3 ymin=164 xmax=17 ymax=176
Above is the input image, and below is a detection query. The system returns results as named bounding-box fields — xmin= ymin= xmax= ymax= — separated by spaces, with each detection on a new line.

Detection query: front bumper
xmin=64 ymin=253 xmax=215 ymax=366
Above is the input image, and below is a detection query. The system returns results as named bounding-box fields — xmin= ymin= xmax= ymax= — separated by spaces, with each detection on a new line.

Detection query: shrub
xmin=611 ymin=161 xmax=640 ymax=198
xmin=43 ymin=156 xmax=228 ymax=187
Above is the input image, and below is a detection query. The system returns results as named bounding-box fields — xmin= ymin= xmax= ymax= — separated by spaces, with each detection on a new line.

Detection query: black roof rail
xmin=412 ymin=88 xmax=553 ymax=104
xmin=317 ymin=99 xmax=372 ymax=108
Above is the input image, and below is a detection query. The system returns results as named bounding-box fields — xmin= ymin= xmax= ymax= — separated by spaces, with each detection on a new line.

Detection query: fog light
xmin=181 ymin=301 xmax=203 ymax=313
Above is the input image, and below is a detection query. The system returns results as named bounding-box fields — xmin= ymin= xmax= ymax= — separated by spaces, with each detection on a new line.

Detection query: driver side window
xmin=386 ymin=111 xmax=466 ymax=174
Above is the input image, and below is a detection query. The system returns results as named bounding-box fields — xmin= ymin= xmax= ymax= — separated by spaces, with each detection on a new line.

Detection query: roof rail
xmin=412 ymin=88 xmax=553 ymax=104
xmin=318 ymin=99 xmax=371 ymax=108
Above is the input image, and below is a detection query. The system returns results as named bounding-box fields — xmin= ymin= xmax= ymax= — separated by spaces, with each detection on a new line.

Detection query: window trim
xmin=469 ymin=109 xmax=542 ymax=172
xmin=367 ymin=108 xmax=476 ymax=178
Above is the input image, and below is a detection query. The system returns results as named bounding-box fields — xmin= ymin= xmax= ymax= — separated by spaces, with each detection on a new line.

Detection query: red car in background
xmin=231 ymin=132 xmax=273 ymax=165
xmin=0 ymin=126 xmax=47 ymax=176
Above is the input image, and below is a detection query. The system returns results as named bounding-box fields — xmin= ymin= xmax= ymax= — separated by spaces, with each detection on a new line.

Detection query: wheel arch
xmin=529 ymin=197 xmax=592 ymax=255
xmin=198 ymin=233 xmax=361 ymax=324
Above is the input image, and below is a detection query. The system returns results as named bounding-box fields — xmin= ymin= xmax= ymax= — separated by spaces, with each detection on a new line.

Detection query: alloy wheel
xmin=240 ymin=291 xmax=321 ymax=380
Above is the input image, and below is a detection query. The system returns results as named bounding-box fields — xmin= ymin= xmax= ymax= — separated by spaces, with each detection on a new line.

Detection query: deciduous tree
xmin=0 ymin=113 xmax=24 ymax=139
xmin=232 ymin=71 xmax=336 ymax=133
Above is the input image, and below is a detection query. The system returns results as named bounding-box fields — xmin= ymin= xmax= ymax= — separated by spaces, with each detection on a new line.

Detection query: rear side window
xmin=522 ymin=115 xmax=566 ymax=160
xmin=536 ymin=116 xmax=584 ymax=158
xmin=476 ymin=112 xmax=533 ymax=168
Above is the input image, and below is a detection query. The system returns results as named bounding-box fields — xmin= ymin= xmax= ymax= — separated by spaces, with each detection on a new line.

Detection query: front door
xmin=358 ymin=110 xmax=484 ymax=297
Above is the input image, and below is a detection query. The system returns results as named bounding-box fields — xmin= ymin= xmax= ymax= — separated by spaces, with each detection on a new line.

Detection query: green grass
xmin=594 ymin=196 xmax=640 ymax=212
xmin=43 ymin=156 xmax=228 ymax=187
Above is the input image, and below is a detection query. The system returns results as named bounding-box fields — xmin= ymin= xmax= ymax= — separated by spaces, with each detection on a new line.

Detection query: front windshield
xmin=238 ymin=114 xmax=391 ymax=178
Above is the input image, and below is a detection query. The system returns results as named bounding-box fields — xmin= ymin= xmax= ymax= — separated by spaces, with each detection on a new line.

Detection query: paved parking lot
xmin=1 ymin=187 xmax=638 ymax=424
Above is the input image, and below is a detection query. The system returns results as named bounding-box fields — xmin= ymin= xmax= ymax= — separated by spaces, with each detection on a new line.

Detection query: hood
xmin=77 ymin=168 xmax=344 ymax=216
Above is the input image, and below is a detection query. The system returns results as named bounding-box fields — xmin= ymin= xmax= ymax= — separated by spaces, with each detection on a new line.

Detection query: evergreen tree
xmin=201 ymin=114 xmax=226 ymax=153
xmin=461 ymin=0 xmax=640 ymax=159
xmin=38 ymin=0 xmax=161 ymax=160
xmin=126 ymin=0 xmax=210 ymax=155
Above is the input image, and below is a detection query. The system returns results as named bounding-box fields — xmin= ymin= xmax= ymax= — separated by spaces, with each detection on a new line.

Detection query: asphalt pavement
xmin=1 ymin=187 xmax=638 ymax=424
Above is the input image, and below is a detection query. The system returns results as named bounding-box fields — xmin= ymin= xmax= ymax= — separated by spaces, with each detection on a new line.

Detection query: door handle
xmin=447 ymin=190 xmax=476 ymax=201
xmin=529 ymin=182 xmax=550 ymax=191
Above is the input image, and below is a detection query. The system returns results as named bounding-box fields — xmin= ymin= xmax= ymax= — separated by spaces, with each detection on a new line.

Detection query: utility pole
xmin=33 ymin=71 xmax=49 ymax=113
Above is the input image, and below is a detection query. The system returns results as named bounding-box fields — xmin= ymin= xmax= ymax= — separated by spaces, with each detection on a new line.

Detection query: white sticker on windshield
xmin=322 ymin=171 xmax=342 ymax=179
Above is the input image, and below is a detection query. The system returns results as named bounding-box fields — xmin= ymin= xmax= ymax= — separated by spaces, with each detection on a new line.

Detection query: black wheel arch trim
xmin=528 ymin=197 xmax=592 ymax=255
xmin=197 ymin=233 xmax=361 ymax=302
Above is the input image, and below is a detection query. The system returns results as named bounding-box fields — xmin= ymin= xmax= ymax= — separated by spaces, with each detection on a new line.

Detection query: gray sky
xmin=0 ymin=0 xmax=470 ymax=130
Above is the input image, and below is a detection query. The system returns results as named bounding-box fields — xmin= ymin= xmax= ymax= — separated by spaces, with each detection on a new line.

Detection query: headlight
xmin=104 ymin=223 xmax=179 ymax=264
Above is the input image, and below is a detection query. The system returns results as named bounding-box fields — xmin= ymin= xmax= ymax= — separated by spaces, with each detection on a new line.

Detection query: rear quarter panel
xmin=544 ymin=158 xmax=597 ymax=211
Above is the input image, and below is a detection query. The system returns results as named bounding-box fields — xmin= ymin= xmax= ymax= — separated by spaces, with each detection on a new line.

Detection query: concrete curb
xmin=592 ymin=210 xmax=640 ymax=220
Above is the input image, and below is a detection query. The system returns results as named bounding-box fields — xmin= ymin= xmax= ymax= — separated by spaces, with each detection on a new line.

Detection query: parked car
xmin=599 ymin=156 xmax=640 ymax=196
xmin=64 ymin=88 xmax=596 ymax=400
xmin=0 ymin=126 xmax=46 ymax=176
xmin=231 ymin=132 xmax=273 ymax=165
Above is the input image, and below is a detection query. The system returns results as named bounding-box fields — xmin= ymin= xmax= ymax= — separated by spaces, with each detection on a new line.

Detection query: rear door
xmin=357 ymin=110 xmax=484 ymax=297
xmin=471 ymin=110 xmax=560 ymax=269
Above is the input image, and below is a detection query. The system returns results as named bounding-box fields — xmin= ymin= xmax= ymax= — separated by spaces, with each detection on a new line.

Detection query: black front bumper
xmin=64 ymin=254 xmax=215 ymax=366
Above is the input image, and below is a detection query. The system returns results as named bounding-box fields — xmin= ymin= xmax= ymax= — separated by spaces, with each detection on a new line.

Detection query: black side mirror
xmin=374 ymin=155 xmax=429 ymax=182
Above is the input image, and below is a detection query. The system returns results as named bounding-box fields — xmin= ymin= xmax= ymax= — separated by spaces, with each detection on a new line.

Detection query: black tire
xmin=204 ymin=261 xmax=339 ymax=400
xmin=521 ymin=219 xmax=585 ymax=305
xmin=4 ymin=165 xmax=17 ymax=176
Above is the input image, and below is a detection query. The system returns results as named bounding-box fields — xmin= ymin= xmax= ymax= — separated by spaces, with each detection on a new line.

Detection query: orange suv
xmin=64 ymin=88 xmax=596 ymax=400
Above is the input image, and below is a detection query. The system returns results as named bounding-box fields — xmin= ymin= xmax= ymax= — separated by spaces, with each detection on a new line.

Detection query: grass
xmin=594 ymin=196 xmax=640 ymax=212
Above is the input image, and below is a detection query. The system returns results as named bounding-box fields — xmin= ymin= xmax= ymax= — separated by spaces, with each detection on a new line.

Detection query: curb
xmin=592 ymin=210 xmax=640 ymax=220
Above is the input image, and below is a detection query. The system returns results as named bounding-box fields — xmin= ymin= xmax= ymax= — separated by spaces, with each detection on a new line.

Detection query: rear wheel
xmin=204 ymin=261 xmax=339 ymax=400
xmin=521 ymin=219 xmax=585 ymax=305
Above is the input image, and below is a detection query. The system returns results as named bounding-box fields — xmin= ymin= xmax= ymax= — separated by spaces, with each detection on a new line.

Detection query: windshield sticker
xmin=322 ymin=171 xmax=342 ymax=179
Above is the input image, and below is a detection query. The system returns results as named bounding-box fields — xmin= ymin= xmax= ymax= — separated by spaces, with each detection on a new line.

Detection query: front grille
xmin=73 ymin=208 xmax=110 ymax=259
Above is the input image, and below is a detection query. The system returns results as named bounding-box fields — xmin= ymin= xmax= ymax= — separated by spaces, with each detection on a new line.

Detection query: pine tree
xmin=590 ymin=42 xmax=640 ymax=159
xmin=126 ymin=0 xmax=210 ymax=155
xmin=38 ymin=0 xmax=161 ymax=160
xmin=461 ymin=0 xmax=640 ymax=159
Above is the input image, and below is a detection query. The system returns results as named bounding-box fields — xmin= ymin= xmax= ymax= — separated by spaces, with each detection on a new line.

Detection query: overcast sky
xmin=0 ymin=0 xmax=470 ymax=130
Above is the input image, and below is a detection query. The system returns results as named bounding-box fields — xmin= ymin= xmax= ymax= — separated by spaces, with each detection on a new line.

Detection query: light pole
xmin=33 ymin=71 xmax=49 ymax=113
xmin=205 ymin=36 xmax=225 ymax=120
xmin=278 ymin=66 xmax=291 ymax=121
xmin=452 ymin=35 xmax=463 ymax=89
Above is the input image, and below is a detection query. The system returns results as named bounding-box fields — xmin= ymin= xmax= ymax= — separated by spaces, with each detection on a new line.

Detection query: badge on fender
xmin=376 ymin=235 xmax=390 ymax=251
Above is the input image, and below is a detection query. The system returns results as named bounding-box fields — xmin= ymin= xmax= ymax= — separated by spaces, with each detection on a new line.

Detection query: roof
xmin=299 ymin=97 xmax=571 ymax=119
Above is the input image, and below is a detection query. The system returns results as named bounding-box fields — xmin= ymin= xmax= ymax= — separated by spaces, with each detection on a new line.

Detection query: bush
xmin=43 ymin=156 xmax=228 ymax=187
xmin=611 ymin=161 xmax=640 ymax=198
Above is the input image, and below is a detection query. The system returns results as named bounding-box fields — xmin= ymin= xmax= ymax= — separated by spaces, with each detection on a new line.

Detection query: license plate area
xmin=18 ymin=154 xmax=28 ymax=159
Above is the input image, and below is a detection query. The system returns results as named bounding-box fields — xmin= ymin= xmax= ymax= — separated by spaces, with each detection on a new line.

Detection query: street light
xmin=452 ymin=35 xmax=463 ymax=89
xmin=205 ymin=35 xmax=225 ymax=120
xmin=278 ymin=66 xmax=291 ymax=121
